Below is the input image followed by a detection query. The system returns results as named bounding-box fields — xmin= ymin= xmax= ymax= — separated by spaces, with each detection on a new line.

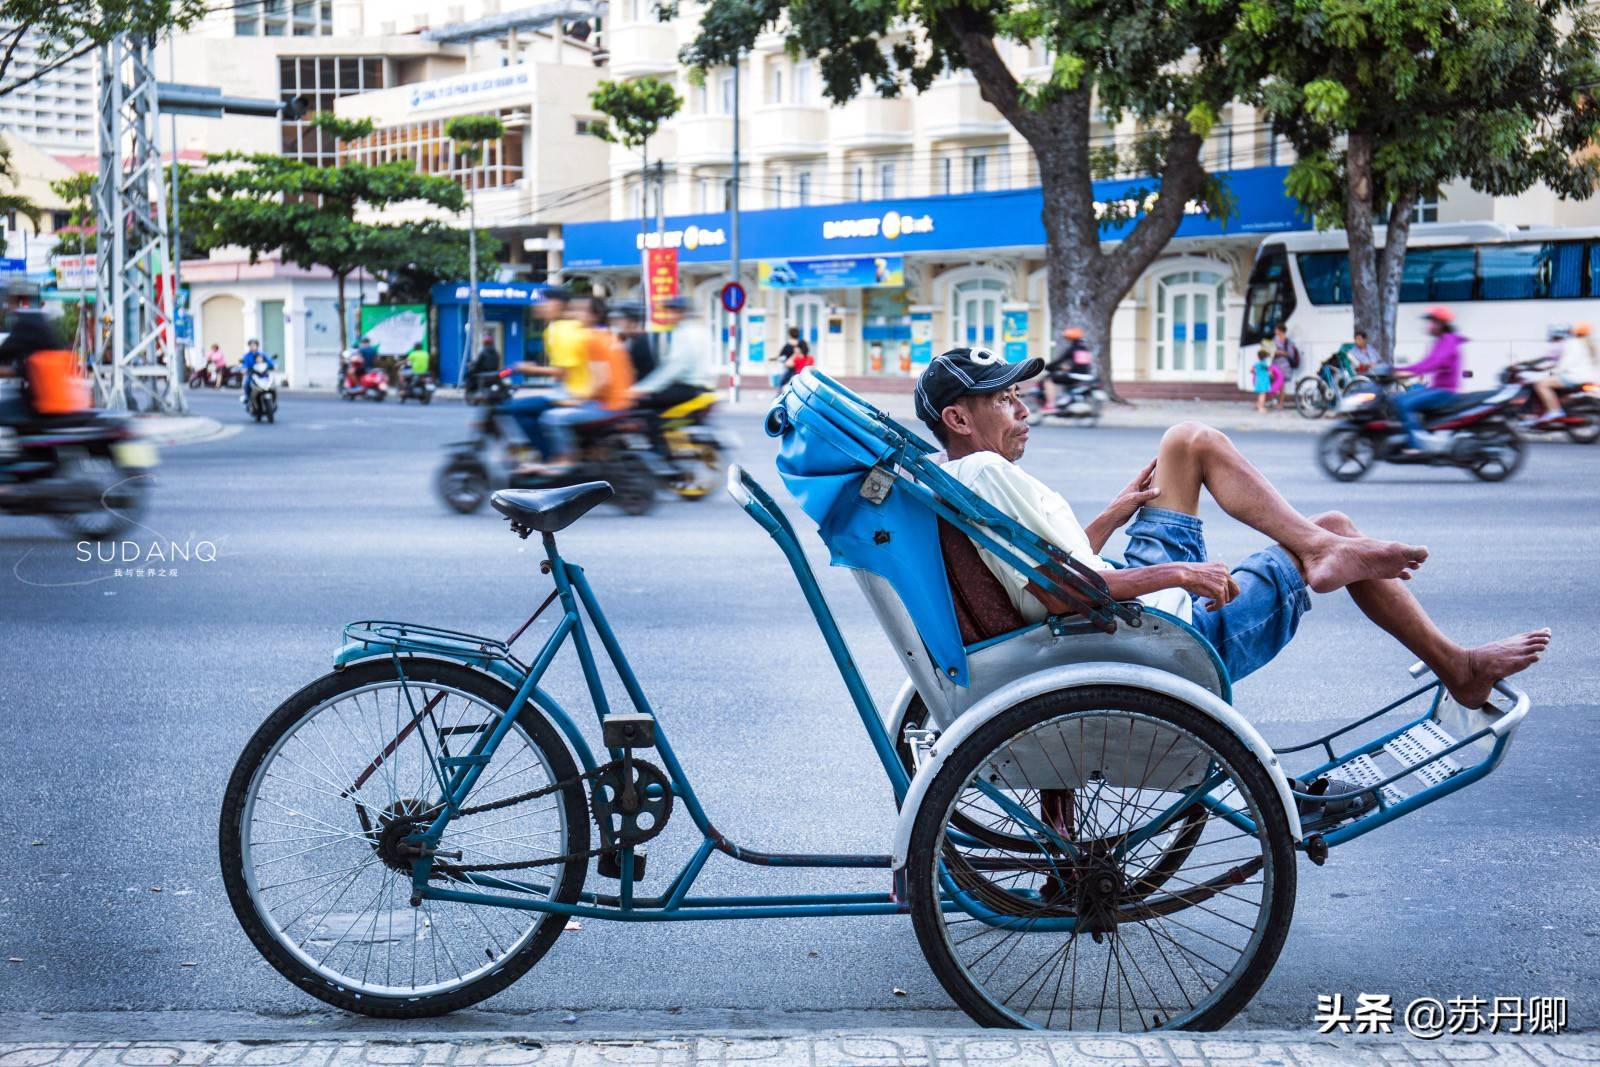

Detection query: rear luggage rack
xmin=343 ymin=620 xmax=528 ymax=671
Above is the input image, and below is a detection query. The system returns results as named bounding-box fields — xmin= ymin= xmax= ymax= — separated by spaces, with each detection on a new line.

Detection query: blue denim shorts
xmin=1122 ymin=506 xmax=1312 ymax=683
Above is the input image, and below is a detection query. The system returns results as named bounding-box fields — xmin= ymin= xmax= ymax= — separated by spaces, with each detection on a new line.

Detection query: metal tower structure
xmin=93 ymin=33 xmax=184 ymax=413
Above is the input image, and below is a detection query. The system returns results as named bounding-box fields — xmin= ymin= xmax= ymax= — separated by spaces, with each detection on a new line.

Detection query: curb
xmin=2 ymin=1029 xmax=1595 ymax=1066
xmin=130 ymin=415 xmax=238 ymax=447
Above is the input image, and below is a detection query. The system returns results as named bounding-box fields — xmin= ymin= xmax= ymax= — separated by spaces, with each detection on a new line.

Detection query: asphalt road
xmin=2 ymin=389 xmax=1596 ymax=1036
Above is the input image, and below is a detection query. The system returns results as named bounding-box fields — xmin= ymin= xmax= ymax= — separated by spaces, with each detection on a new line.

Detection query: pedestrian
xmin=1252 ymin=342 xmax=1274 ymax=413
xmin=778 ymin=326 xmax=812 ymax=388
xmin=1270 ymin=324 xmax=1300 ymax=409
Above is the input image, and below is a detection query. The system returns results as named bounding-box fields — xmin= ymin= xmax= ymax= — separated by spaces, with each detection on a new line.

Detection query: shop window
xmin=949 ymin=276 xmax=1005 ymax=349
xmin=1154 ymin=268 xmax=1228 ymax=376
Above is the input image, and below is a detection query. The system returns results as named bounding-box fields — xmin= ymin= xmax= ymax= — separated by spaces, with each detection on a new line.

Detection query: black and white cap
xmin=913 ymin=347 xmax=1044 ymax=434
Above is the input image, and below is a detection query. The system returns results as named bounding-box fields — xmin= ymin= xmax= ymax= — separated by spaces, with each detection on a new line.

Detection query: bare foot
xmin=1442 ymin=629 xmax=1552 ymax=708
xmin=1302 ymin=534 xmax=1429 ymax=594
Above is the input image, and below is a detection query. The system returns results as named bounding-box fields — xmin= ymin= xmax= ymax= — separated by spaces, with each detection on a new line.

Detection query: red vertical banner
xmin=646 ymin=247 xmax=679 ymax=333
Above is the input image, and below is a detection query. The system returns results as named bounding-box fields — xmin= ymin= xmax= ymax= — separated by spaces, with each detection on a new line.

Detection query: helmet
xmin=1063 ymin=326 xmax=1084 ymax=340
xmin=1574 ymin=322 xmax=1592 ymax=337
xmin=1424 ymin=305 xmax=1455 ymax=324
xmin=661 ymin=295 xmax=694 ymax=315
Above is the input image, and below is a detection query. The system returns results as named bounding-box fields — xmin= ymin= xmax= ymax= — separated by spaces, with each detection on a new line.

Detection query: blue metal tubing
xmin=1271 ymin=681 xmax=1443 ymax=759
xmin=1318 ymin=736 xmax=1509 ymax=847
xmin=733 ymin=472 xmax=912 ymax=803
xmin=422 ymin=885 xmax=908 ymax=920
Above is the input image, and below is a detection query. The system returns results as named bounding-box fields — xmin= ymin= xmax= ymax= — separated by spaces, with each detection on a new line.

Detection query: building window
xmin=341 ymin=112 xmax=525 ymax=191
xmin=879 ymin=161 xmax=896 ymax=199
xmin=967 ymin=149 xmax=988 ymax=193
xmin=279 ymin=55 xmax=386 ymax=166
xmin=793 ymin=61 xmax=812 ymax=104
xmin=1410 ymin=198 xmax=1440 ymax=224
xmin=852 ymin=165 xmax=864 ymax=200
xmin=1153 ymin=269 xmax=1228 ymax=375
xmin=941 ymin=156 xmax=952 ymax=196
xmin=718 ymin=71 xmax=735 ymax=115
xmin=949 ymin=276 xmax=1005 ymax=349
xmin=796 ymin=169 xmax=812 ymax=205
xmin=768 ymin=67 xmax=782 ymax=105
xmin=770 ymin=173 xmax=783 ymax=208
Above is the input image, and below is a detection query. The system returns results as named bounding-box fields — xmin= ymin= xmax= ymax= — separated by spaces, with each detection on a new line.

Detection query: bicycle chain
xmin=423 ymin=758 xmax=662 ymax=877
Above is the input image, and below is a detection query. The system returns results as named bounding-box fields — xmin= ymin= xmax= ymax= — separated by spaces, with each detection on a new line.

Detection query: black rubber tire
xmin=608 ymin=453 xmax=657 ymax=516
xmin=1565 ymin=399 xmax=1600 ymax=444
xmin=420 ymin=393 xmax=433 ymax=406
xmin=218 ymin=658 xmax=590 ymax=1018
xmin=905 ymin=687 xmax=1296 ymax=1032
xmin=1317 ymin=427 xmax=1375 ymax=481
xmin=1295 ymin=378 xmax=1328 ymax=419
xmin=436 ymin=459 xmax=490 ymax=514
xmin=1469 ymin=427 xmax=1524 ymax=482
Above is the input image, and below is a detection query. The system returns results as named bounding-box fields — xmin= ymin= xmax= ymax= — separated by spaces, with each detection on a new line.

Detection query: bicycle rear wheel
xmin=219 ymin=658 xmax=589 ymax=1017
xmin=906 ymin=687 xmax=1295 ymax=1032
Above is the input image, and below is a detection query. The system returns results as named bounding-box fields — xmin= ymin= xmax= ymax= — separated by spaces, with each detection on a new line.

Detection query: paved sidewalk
xmin=3 ymin=1030 xmax=1598 ymax=1066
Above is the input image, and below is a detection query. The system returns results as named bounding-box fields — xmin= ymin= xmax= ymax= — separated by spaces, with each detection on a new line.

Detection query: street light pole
xmin=728 ymin=53 xmax=741 ymax=403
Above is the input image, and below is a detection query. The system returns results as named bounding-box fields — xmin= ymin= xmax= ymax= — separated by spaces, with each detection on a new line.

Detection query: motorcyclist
xmin=1042 ymin=326 xmax=1096 ymax=411
xmin=0 ymin=278 xmax=54 ymax=429
xmin=1393 ymin=307 xmax=1464 ymax=452
xmin=240 ymin=339 xmax=274 ymax=405
xmin=631 ymin=296 xmax=716 ymax=457
xmin=1531 ymin=321 xmax=1598 ymax=428
xmin=611 ymin=301 xmax=657 ymax=383
xmin=501 ymin=287 xmax=583 ymax=459
xmin=405 ymin=340 xmax=430 ymax=379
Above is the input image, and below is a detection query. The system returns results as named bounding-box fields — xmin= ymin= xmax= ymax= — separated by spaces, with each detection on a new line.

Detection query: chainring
xmin=590 ymin=758 xmax=673 ymax=850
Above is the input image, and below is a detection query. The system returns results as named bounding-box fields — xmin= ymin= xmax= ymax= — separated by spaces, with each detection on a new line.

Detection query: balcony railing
xmin=674 ymin=114 xmax=734 ymax=164
xmin=605 ymin=22 xmax=680 ymax=77
xmin=748 ymin=104 xmax=827 ymax=158
xmin=833 ymin=96 xmax=913 ymax=149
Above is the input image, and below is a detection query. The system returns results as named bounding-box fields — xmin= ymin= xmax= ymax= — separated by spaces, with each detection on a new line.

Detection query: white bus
xmin=1237 ymin=222 xmax=1600 ymax=387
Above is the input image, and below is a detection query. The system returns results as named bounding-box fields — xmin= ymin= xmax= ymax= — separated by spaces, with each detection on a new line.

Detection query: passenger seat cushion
xmin=939 ymin=517 xmax=1025 ymax=644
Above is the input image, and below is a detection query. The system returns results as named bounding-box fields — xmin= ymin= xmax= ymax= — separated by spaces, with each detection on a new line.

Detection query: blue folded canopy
xmin=765 ymin=374 xmax=970 ymax=686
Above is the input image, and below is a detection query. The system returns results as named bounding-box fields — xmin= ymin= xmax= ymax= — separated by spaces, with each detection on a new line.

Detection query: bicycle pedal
xmin=602 ymin=713 xmax=656 ymax=749
xmin=597 ymin=848 xmax=647 ymax=880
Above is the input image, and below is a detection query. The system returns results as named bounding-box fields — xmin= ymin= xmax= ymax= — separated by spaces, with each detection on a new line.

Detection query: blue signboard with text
xmin=758 ymin=255 xmax=906 ymax=290
xmin=565 ymin=166 xmax=1306 ymax=270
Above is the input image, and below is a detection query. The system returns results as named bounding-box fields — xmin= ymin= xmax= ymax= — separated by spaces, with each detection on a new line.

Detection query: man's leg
xmin=1145 ymin=421 xmax=1427 ymax=594
xmin=503 ymin=394 xmax=555 ymax=456
xmin=1308 ymin=511 xmax=1549 ymax=708
xmin=1394 ymin=387 xmax=1450 ymax=448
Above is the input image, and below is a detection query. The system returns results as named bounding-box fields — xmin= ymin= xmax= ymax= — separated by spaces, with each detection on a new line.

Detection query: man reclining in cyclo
xmin=913 ymin=348 xmax=1550 ymax=820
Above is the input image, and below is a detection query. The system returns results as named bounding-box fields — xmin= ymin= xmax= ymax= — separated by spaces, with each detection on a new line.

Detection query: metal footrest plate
xmin=1384 ymin=720 xmax=1463 ymax=789
xmin=1332 ymin=753 xmax=1409 ymax=808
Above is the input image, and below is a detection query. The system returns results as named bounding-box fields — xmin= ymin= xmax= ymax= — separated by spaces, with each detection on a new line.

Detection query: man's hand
xmin=1084 ymin=458 xmax=1161 ymax=552
xmin=1178 ymin=561 xmax=1240 ymax=612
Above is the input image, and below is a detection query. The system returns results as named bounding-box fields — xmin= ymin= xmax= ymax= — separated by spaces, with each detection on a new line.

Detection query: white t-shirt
xmin=940 ymin=450 xmax=1192 ymax=624
xmin=1559 ymin=336 xmax=1598 ymax=382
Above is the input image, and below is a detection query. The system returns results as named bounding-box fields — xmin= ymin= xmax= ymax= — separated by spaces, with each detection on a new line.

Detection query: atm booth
xmin=431 ymin=281 xmax=547 ymax=384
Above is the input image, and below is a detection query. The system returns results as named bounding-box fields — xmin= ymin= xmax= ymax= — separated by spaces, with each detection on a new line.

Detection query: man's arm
xmin=1025 ymin=560 xmax=1239 ymax=615
xmin=1083 ymin=458 xmax=1160 ymax=552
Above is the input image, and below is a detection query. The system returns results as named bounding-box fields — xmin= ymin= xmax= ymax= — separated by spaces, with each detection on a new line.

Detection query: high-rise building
xmin=0 ymin=21 xmax=97 ymax=155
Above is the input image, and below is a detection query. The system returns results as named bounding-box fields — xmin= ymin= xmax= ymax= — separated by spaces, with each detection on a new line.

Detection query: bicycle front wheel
xmin=219 ymin=658 xmax=590 ymax=1017
xmin=906 ymin=687 xmax=1295 ymax=1032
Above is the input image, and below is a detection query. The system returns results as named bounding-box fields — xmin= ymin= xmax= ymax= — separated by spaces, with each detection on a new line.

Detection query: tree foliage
xmin=682 ymin=0 xmax=1242 ymax=389
xmin=48 ymin=171 xmax=94 ymax=253
xmin=444 ymin=113 xmax=507 ymax=159
xmin=0 ymin=0 xmax=208 ymax=86
xmin=182 ymin=113 xmax=477 ymax=349
xmin=589 ymin=77 xmax=682 ymax=152
xmin=1234 ymin=0 xmax=1600 ymax=356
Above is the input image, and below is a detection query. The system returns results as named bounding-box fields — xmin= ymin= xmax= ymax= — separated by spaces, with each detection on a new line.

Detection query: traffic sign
xmin=720 ymin=281 xmax=746 ymax=314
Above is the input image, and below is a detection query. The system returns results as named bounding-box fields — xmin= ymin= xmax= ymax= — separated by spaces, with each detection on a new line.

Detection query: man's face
xmin=536 ymin=300 xmax=564 ymax=323
xmin=944 ymin=386 xmax=1031 ymax=461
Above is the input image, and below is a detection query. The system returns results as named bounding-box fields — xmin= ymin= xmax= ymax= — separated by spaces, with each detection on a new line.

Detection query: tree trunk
xmin=335 ymin=271 xmax=349 ymax=352
xmin=944 ymin=13 xmax=1208 ymax=397
xmin=1376 ymin=193 xmax=1415 ymax=364
xmin=1343 ymin=131 xmax=1385 ymax=358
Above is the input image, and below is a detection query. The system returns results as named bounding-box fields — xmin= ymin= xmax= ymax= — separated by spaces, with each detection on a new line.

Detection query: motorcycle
xmin=1025 ymin=370 xmax=1107 ymax=428
xmin=1500 ymin=355 xmax=1600 ymax=444
xmin=339 ymin=354 xmax=388 ymax=402
xmin=1316 ymin=376 xmax=1528 ymax=482
xmin=0 ymin=408 xmax=157 ymax=539
xmin=397 ymin=363 xmax=437 ymax=405
xmin=435 ymin=370 xmax=672 ymax=516
xmin=245 ymin=365 xmax=278 ymax=424
xmin=646 ymin=389 xmax=733 ymax=500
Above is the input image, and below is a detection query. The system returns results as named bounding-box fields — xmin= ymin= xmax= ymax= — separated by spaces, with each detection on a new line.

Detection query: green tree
xmin=590 ymin=76 xmax=682 ymax=218
xmin=48 ymin=171 xmax=94 ymax=253
xmin=0 ymin=0 xmax=208 ymax=85
xmin=444 ymin=113 xmax=507 ymax=370
xmin=1235 ymin=0 xmax=1600 ymax=358
xmin=0 ymin=137 xmax=41 ymax=230
xmin=682 ymin=0 xmax=1239 ymax=389
xmin=183 ymin=113 xmax=470 ymax=351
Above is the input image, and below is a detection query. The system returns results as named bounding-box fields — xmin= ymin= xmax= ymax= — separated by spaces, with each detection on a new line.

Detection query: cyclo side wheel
xmin=219 ymin=659 xmax=590 ymax=1017
xmin=906 ymin=687 xmax=1296 ymax=1032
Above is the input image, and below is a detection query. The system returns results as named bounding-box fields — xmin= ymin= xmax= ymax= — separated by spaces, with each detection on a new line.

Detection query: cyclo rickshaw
xmin=220 ymin=370 xmax=1532 ymax=1031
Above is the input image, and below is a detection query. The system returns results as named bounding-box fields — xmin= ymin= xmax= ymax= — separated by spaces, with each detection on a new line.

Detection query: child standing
xmin=1253 ymin=342 xmax=1274 ymax=412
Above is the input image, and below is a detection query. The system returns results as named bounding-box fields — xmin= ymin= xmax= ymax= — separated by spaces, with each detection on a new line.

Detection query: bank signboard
xmin=758 ymin=255 xmax=905 ymax=290
xmin=564 ymin=166 xmax=1307 ymax=270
